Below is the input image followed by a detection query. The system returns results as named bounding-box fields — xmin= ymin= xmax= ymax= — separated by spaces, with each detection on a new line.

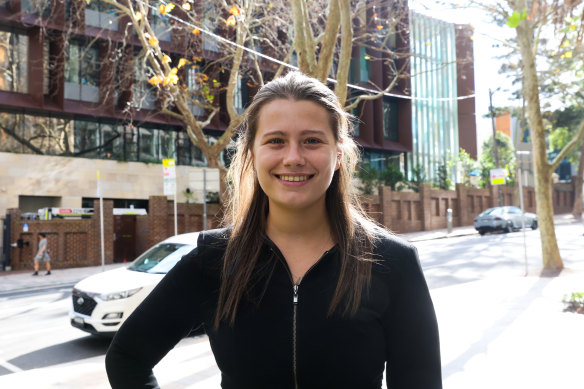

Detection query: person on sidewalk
xmin=106 ymin=72 xmax=442 ymax=389
xmin=32 ymin=233 xmax=51 ymax=276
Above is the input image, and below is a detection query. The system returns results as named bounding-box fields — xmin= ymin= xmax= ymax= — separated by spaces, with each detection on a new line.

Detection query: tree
xmin=478 ymin=132 xmax=516 ymax=189
xmin=290 ymin=0 xmax=411 ymax=109
xmin=502 ymin=1 xmax=584 ymax=269
xmin=547 ymin=107 xmax=584 ymax=218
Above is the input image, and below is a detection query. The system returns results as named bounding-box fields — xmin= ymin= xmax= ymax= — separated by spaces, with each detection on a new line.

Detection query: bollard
xmin=447 ymin=208 xmax=453 ymax=234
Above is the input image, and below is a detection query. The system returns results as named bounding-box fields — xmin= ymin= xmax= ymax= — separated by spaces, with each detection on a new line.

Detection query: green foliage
xmin=379 ymin=164 xmax=405 ymax=191
xmin=563 ymin=292 xmax=584 ymax=314
xmin=506 ymin=10 xmax=527 ymax=28
xmin=206 ymin=191 xmax=220 ymax=203
xmin=435 ymin=162 xmax=452 ymax=190
xmin=478 ymin=132 xmax=516 ymax=188
xmin=448 ymin=148 xmax=478 ymax=187
xmin=546 ymin=106 xmax=584 ymax=164
xmin=356 ymin=163 xmax=379 ymax=195
xmin=407 ymin=164 xmax=426 ymax=193
xmin=356 ymin=162 xmax=407 ymax=194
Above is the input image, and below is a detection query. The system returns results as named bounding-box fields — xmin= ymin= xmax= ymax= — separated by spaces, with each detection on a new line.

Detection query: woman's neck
xmin=266 ymin=203 xmax=331 ymax=242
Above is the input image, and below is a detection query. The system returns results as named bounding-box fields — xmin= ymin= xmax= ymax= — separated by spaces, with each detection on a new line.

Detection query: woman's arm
xmin=384 ymin=243 xmax=442 ymax=389
xmin=105 ymin=246 xmax=206 ymax=389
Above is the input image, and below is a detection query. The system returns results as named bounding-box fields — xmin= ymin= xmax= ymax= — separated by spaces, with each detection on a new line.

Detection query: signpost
xmin=489 ymin=168 xmax=508 ymax=185
xmin=163 ymin=159 xmax=178 ymax=236
xmin=97 ymin=170 xmax=105 ymax=272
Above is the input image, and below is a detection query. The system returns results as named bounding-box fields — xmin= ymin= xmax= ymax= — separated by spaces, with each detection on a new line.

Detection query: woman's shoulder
xmin=196 ymin=227 xmax=232 ymax=249
xmin=371 ymin=227 xmax=415 ymax=254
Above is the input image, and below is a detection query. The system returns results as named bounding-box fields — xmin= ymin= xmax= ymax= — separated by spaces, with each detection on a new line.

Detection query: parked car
xmin=70 ymin=232 xmax=199 ymax=336
xmin=474 ymin=206 xmax=538 ymax=235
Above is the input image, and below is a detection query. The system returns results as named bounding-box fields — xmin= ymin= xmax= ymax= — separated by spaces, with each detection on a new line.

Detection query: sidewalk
xmin=0 ymin=213 xmax=580 ymax=294
xmin=0 ymin=214 xmax=583 ymax=388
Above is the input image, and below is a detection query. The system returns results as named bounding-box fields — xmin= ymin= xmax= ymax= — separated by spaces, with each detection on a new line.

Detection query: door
xmin=114 ymin=215 xmax=137 ymax=263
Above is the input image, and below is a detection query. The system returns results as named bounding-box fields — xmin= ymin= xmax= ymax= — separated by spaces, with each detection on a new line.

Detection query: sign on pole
xmin=163 ymin=159 xmax=178 ymax=236
xmin=163 ymin=159 xmax=176 ymax=195
xmin=490 ymin=168 xmax=508 ymax=185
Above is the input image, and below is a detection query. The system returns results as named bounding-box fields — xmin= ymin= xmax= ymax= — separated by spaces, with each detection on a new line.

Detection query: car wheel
xmin=531 ymin=220 xmax=538 ymax=230
xmin=504 ymin=222 xmax=512 ymax=233
xmin=478 ymin=229 xmax=486 ymax=236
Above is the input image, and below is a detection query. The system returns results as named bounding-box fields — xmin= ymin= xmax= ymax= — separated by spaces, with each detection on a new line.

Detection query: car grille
xmin=72 ymin=290 xmax=97 ymax=316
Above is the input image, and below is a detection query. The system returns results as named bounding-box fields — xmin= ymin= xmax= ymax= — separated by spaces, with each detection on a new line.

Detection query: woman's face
xmin=252 ymin=99 xmax=340 ymax=214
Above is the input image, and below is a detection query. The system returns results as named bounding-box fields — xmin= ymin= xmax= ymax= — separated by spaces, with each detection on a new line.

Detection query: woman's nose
xmin=282 ymin=144 xmax=305 ymax=166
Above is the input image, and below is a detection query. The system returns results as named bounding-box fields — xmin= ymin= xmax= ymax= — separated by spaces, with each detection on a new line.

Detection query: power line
xmin=138 ymin=0 xmax=476 ymax=102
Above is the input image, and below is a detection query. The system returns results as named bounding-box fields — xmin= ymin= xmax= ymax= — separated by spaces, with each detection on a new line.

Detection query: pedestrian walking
xmin=106 ymin=72 xmax=441 ymax=388
xmin=32 ymin=233 xmax=51 ymax=276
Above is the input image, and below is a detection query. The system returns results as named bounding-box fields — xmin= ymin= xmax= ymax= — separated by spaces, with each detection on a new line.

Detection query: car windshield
xmin=479 ymin=208 xmax=498 ymax=216
xmin=128 ymin=243 xmax=195 ymax=274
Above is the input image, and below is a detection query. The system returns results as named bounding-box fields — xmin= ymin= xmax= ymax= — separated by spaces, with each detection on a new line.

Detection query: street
xmin=0 ymin=223 xmax=583 ymax=388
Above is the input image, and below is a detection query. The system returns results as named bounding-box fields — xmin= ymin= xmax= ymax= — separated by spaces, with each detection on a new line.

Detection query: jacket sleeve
xmin=105 ymin=235 xmax=209 ymax=389
xmin=384 ymin=243 xmax=442 ymax=389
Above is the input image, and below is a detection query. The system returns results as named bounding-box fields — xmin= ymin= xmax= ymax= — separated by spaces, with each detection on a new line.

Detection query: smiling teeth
xmin=280 ymin=175 xmax=309 ymax=182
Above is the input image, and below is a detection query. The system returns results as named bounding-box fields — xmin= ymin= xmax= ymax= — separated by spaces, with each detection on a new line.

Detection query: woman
xmin=106 ymin=72 xmax=441 ymax=388
xmin=32 ymin=232 xmax=51 ymax=276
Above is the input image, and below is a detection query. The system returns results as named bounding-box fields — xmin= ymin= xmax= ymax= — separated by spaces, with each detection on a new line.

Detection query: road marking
xmin=0 ymin=359 xmax=22 ymax=373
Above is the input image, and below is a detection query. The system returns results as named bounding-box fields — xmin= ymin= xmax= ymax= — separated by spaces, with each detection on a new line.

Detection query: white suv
xmin=70 ymin=232 xmax=199 ymax=336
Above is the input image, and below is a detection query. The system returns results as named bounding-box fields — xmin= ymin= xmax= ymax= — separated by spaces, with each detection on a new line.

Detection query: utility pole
xmin=489 ymin=88 xmax=502 ymax=206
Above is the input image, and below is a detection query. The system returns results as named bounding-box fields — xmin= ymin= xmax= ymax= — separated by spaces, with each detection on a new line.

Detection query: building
xmin=0 ymin=1 xmax=477 ymax=266
xmin=408 ymin=11 xmax=477 ymax=184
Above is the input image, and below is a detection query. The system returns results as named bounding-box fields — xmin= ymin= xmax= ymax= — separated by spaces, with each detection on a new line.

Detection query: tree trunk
xmin=515 ymin=10 xmax=564 ymax=270
xmin=572 ymin=140 xmax=584 ymax=218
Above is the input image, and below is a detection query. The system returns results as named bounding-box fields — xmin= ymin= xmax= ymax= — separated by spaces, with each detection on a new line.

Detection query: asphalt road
xmin=0 ymin=223 xmax=582 ymax=388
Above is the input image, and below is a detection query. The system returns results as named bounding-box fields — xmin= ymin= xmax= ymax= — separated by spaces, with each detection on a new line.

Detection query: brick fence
xmin=6 ymin=197 xmax=221 ymax=271
xmin=363 ymin=180 xmax=576 ymax=234
xmin=4 ymin=181 xmax=577 ymax=269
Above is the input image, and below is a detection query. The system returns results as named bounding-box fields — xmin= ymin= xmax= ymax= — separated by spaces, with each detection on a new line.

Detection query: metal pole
xmin=203 ymin=168 xmax=207 ymax=230
xmin=489 ymin=88 xmax=502 ymax=206
xmin=97 ymin=171 xmax=105 ymax=272
xmin=518 ymin=168 xmax=528 ymax=276
xmin=173 ymin=192 xmax=178 ymax=236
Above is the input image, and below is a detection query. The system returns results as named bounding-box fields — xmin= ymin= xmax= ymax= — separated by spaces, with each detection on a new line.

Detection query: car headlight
xmin=100 ymin=287 xmax=143 ymax=301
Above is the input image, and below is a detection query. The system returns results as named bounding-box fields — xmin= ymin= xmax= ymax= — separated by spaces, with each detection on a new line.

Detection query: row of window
xmin=0 ymin=112 xmax=230 ymax=167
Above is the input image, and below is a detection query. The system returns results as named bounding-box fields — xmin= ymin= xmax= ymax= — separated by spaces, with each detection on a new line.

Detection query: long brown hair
xmin=216 ymin=71 xmax=377 ymax=327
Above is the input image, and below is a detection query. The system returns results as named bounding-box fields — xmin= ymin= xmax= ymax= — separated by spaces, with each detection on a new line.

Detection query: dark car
xmin=474 ymin=206 xmax=538 ymax=235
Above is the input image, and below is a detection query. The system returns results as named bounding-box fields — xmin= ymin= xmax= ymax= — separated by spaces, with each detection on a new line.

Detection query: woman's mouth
xmin=276 ymin=174 xmax=314 ymax=182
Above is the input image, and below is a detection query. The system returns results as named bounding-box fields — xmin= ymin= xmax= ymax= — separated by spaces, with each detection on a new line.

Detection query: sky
xmin=408 ymin=0 xmax=517 ymax=153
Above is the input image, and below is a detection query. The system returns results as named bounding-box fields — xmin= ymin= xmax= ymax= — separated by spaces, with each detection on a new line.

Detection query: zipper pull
xmin=293 ymin=284 xmax=299 ymax=305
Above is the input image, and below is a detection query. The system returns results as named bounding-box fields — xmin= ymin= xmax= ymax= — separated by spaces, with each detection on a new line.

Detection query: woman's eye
xmin=268 ymin=138 xmax=284 ymax=144
xmin=305 ymin=138 xmax=322 ymax=144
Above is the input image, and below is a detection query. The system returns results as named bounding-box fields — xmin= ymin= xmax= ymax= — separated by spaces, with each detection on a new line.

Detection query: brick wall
xmin=370 ymin=181 xmax=577 ymax=234
xmin=6 ymin=197 xmax=222 ymax=271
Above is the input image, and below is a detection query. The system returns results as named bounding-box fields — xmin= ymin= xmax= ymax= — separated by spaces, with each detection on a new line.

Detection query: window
xmin=74 ymin=120 xmax=100 ymax=157
xmin=151 ymin=9 xmax=172 ymax=41
xmin=65 ymin=42 xmax=100 ymax=102
xmin=21 ymin=0 xmax=51 ymax=16
xmin=186 ymin=65 xmax=205 ymax=116
xmin=85 ymin=0 xmax=118 ymax=30
xmin=102 ymin=123 xmax=123 ymax=160
xmin=123 ymin=125 xmax=138 ymax=161
xmin=233 ymin=76 xmax=248 ymax=114
xmin=133 ymin=54 xmax=157 ymax=110
xmin=382 ymin=98 xmax=399 ymax=141
xmin=0 ymin=30 xmax=28 ymax=93
xmin=202 ymin=3 xmax=220 ymax=52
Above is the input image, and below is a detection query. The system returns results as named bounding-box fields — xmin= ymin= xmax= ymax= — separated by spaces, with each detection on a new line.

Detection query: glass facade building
xmin=409 ymin=11 xmax=460 ymax=184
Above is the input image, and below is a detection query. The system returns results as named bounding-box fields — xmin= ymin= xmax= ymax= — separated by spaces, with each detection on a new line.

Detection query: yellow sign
xmin=490 ymin=168 xmax=508 ymax=186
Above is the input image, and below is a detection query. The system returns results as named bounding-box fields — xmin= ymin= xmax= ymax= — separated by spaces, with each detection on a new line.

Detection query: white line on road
xmin=0 ymin=358 xmax=23 ymax=373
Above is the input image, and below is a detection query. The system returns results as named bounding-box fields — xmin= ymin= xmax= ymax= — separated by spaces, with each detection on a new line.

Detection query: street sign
xmin=490 ymin=168 xmax=507 ymax=185
xmin=163 ymin=158 xmax=176 ymax=195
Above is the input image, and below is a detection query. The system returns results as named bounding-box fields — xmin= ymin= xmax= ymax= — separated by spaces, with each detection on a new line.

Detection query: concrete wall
xmin=0 ymin=151 xmax=220 ymax=263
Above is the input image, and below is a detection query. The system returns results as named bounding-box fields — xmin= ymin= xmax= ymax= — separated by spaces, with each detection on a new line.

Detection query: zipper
xmin=269 ymin=245 xmax=332 ymax=389
xmin=293 ymin=283 xmax=299 ymax=389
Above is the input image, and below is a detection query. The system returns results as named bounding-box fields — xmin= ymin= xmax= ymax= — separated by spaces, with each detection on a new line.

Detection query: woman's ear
xmin=335 ymin=150 xmax=342 ymax=170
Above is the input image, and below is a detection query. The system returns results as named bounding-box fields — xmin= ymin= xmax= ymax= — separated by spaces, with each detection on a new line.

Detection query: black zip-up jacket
xmin=105 ymin=228 xmax=442 ymax=389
